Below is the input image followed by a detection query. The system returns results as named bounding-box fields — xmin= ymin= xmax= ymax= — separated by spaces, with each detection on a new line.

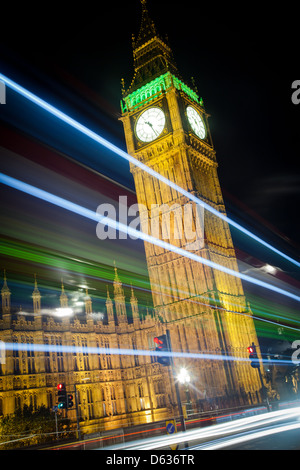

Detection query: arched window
xmin=15 ymin=395 xmax=21 ymax=411
xmin=87 ymin=388 xmax=93 ymax=403
xmin=72 ymin=338 xmax=78 ymax=371
xmin=96 ymin=339 xmax=102 ymax=370
xmin=26 ymin=337 xmax=35 ymax=374
xmin=56 ymin=337 xmax=64 ymax=372
xmin=82 ymin=338 xmax=90 ymax=371
xmin=132 ymin=338 xmax=139 ymax=366
xmin=104 ymin=339 xmax=112 ymax=369
xmin=44 ymin=337 xmax=50 ymax=372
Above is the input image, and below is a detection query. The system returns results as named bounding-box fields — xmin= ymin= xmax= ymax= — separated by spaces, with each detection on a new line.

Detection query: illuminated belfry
xmin=129 ymin=0 xmax=180 ymax=92
xmin=120 ymin=0 xmax=264 ymax=406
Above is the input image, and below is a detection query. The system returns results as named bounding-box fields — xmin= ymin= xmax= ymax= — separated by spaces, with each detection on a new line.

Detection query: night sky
xmin=0 ymin=1 xmax=299 ymax=315
xmin=2 ymin=1 xmax=299 ymax=246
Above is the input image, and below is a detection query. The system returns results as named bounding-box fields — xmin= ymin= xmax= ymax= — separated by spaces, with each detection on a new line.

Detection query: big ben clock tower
xmin=120 ymin=0 xmax=264 ymax=408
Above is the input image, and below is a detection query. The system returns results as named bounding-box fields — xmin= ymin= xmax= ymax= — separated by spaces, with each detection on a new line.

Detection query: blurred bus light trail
xmin=0 ymin=172 xmax=299 ymax=303
xmin=0 ymin=72 xmax=299 ymax=269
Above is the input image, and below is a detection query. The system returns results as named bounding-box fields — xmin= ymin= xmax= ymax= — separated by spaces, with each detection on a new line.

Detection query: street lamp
xmin=177 ymin=368 xmax=192 ymax=417
xmin=177 ymin=368 xmax=190 ymax=384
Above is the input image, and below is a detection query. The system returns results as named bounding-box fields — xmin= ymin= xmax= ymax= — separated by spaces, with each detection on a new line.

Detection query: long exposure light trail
xmin=102 ymin=406 xmax=300 ymax=450
xmin=2 ymin=236 xmax=298 ymax=333
xmin=0 ymin=72 xmax=299 ymax=269
xmin=2 ymin=341 xmax=293 ymax=366
xmin=195 ymin=422 xmax=300 ymax=450
xmin=1 ymin=236 xmax=299 ymax=333
xmin=185 ymin=295 xmax=300 ymax=333
xmin=1 ymin=172 xmax=299 ymax=303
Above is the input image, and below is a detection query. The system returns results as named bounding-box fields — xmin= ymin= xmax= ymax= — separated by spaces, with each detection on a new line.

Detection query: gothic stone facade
xmin=0 ymin=269 xmax=173 ymax=432
xmin=0 ymin=2 xmax=266 ymax=433
xmin=120 ymin=0 xmax=264 ymax=409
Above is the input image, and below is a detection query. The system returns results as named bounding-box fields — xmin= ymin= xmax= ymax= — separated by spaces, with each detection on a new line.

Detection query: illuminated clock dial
xmin=186 ymin=106 xmax=206 ymax=139
xmin=135 ymin=107 xmax=166 ymax=142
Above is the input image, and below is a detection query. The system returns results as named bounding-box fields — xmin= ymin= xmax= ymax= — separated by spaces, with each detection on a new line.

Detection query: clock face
xmin=135 ymin=107 xmax=166 ymax=142
xmin=186 ymin=106 xmax=206 ymax=139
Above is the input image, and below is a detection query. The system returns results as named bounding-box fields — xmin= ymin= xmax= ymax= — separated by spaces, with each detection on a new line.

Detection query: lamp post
xmin=165 ymin=330 xmax=186 ymax=433
xmin=177 ymin=368 xmax=191 ymax=416
xmin=177 ymin=368 xmax=190 ymax=385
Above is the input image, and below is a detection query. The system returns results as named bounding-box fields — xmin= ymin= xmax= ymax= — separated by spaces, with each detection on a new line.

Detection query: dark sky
xmin=1 ymin=0 xmax=299 ymax=261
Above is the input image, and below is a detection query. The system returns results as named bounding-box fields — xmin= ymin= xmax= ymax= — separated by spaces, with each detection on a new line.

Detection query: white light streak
xmin=0 ymin=172 xmax=299 ymax=303
xmin=1 ymin=341 xmax=294 ymax=366
xmin=54 ymin=307 xmax=73 ymax=317
xmin=0 ymin=72 xmax=299 ymax=269
xmin=105 ymin=406 xmax=300 ymax=450
xmin=199 ymin=422 xmax=300 ymax=450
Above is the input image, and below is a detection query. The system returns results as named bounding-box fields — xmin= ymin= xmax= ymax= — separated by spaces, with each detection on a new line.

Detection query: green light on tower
xmin=121 ymin=72 xmax=201 ymax=113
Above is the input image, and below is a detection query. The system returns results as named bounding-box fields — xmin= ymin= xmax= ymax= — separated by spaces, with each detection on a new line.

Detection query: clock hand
xmin=140 ymin=115 xmax=150 ymax=125
xmin=146 ymin=121 xmax=159 ymax=135
xmin=191 ymin=116 xmax=199 ymax=128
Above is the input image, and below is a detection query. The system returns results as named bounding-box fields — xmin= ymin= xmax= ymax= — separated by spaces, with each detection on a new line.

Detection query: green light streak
xmin=0 ymin=238 xmax=151 ymax=293
xmin=244 ymin=290 xmax=300 ymax=341
xmin=1 ymin=238 xmax=299 ymax=339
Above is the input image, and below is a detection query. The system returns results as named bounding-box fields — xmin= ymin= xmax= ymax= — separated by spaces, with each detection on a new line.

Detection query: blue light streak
xmin=0 ymin=72 xmax=299 ymax=269
xmin=2 ymin=342 xmax=292 ymax=366
xmin=0 ymin=172 xmax=299 ymax=303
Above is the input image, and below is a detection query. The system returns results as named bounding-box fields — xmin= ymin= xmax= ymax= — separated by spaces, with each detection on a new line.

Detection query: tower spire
xmin=113 ymin=261 xmax=123 ymax=297
xmin=135 ymin=0 xmax=157 ymax=49
xmin=113 ymin=262 xmax=127 ymax=324
xmin=1 ymin=269 xmax=10 ymax=294
xmin=106 ymin=284 xmax=111 ymax=299
xmin=32 ymin=273 xmax=41 ymax=314
xmin=105 ymin=284 xmax=114 ymax=323
xmin=85 ymin=288 xmax=93 ymax=316
xmin=130 ymin=283 xmax=139 ymax=323
xmin=60 ymin=278 xmax=68 ymax=308
xmin=126 ymin=0 xmax=179 ymax=95
xmin=1 ymin=269 xmax=11 ymax=314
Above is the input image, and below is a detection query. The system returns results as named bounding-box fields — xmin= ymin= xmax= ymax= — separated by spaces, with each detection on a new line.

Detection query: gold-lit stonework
xmin=120 ymin=0 xmax=265 ymax=410
xmin=0 ymin=1 xmax=268 ymax=436
xmin=0 ymin=269 xmax=172 ymax=432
